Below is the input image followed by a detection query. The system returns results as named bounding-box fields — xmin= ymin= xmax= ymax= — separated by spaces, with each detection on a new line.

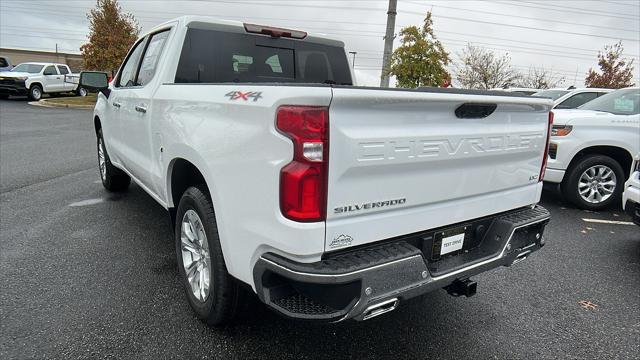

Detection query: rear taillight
xmin=539 ymin=111 xmax=554 ymax=181
xmin=277 ymin=106 xmax=329 ymax=222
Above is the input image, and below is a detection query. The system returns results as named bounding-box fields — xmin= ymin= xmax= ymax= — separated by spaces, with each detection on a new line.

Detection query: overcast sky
xmin=1 ymin=0 xmax=638 ymax=87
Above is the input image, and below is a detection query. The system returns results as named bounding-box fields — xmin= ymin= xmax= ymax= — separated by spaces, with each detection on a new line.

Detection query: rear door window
xmin=175 ymin=28 xmax=352 ymax=85
xmin=43 ymin=66 xmax=57 ymax=75
xmin=556 ymin=92 xmax=599 ymax=109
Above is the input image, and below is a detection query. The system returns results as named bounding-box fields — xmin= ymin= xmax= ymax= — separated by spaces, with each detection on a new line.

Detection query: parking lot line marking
xmin=582 ymin=218 xmax=635 ymax=226
xmin=69 ymin=198 xmax=104 ymax=207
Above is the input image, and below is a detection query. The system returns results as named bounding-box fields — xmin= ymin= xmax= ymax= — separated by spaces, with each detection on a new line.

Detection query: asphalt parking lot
xmin=1 ymin=99 xmax=638 ymax=359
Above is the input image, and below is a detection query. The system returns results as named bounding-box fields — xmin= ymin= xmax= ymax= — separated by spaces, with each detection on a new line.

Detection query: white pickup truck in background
xmin=0 ymin=62 xmax=87 ymax=100
xmin=80 ymin=16 xmax=553 ymax=326
xmin=544 ymin=88 xmax=640 ymax=210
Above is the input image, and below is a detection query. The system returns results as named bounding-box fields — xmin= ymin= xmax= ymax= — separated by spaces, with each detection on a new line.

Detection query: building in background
xmin=0 ymin=48 xmax=83 ymax=72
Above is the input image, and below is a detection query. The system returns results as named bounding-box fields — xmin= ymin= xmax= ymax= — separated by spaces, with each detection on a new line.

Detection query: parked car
xmin=622 ymin=153 xmax=639 ymax=226
xmin=533 ymin=87 xmax=612 ymax=109
xmin=0 ymin=56 xmax=12 ymax=72
xmin=544 ymin=87 xmax=640 ymax=210
xmin=80 ymin=16 xmax=553 ymax=325
xmin=0 ymin=62 xmax=87 ymax=100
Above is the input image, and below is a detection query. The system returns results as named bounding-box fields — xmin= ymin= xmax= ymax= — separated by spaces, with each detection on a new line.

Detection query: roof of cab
xmin=143 ymin=15 xmax=345 ymax=48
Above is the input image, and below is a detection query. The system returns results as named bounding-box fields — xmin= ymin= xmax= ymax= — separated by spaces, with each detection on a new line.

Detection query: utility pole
xmin=349 ymin=51 xmax=357 ymax=69
xmin=380 ymin=0 xmax=397 ymax=88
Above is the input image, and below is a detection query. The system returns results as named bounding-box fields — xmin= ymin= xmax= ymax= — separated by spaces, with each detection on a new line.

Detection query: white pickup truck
xmin=544 ymin=88 xmax=639 ymax=210
xmin=80 ymin=16 xmax=553 ymax=325
xmin=0 ymin=62 xmax=87 ymax=100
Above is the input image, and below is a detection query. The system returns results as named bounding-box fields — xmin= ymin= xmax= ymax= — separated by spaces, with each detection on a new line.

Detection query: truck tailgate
xmin=325 ymin=88 xmax=552 ymax=251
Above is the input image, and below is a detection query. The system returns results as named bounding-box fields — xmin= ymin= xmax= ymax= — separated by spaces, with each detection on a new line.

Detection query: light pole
xmin=380 ymin=0 xmax=397 ymax=88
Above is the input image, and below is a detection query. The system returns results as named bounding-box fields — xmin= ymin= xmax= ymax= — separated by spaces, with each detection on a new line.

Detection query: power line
xmin=515 ymin=0 xmax=639 ymax=18
xmin=493 ymin=0 xmax=640 ymax=20
xmin=600 ymin=0 xmax=640 ymax=7
xmin=399 ymin=9 xmax=639 ymax=42
xmin=404 ymin=1 xmax=638 ymax=33
xmin=3 ymin=2 xmax=639 ymax=42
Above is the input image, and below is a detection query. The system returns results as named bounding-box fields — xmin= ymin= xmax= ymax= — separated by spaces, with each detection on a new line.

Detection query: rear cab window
xmin=175 ymin=28 xmax=352 ymax=85
xmin=556 ymin=92 xmax=598 ymax=109
xmin=57 ymin=66 xmax=69 ymax=75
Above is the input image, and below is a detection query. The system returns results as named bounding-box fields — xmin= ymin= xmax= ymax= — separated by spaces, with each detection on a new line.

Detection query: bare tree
xmin=455 ymin=44 xmax=521 ymax=89
xmin=517 ymin=66 xmax=565 ymax=89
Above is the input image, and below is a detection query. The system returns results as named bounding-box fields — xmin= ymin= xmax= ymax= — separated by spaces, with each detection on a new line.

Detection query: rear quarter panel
xmin=151 ymin=84 xmax=332 ymax=287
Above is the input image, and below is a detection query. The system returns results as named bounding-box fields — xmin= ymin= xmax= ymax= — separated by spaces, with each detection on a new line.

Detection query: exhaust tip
xmin=362 ymin=298 xmax=399 ymax=320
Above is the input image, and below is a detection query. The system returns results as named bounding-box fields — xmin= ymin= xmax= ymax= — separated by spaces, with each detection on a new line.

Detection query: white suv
xmin=544 ymin=88 xmax=640 ymax=210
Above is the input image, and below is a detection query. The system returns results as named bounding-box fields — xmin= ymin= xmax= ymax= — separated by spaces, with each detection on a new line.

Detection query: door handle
xmin=56 ymin=77 xmax=61 ymax=79
xmin=112 ymin=101 xmax=121 ymax=108
xmin=135 ymin=105 xmax=147 ymax=114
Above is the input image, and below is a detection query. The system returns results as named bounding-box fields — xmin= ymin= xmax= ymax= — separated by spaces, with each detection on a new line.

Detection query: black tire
xmin=97 ymin=129 xmax=130 ymax=192
xmin=175 ymin=185 xmax=242 ymax=326
xmin=28 ymin=84 xmax=43 ymax=101
xmin=562 ymin=154 xmax=625 ymax=210
xmin=76 ymin=87 xmax=88 ymax=97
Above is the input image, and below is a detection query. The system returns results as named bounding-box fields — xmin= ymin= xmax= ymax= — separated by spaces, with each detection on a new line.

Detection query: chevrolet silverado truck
xmin=0 ymin=62 xmax=87 ymax=100
xmin=544 ymin=88 xmax=639 ymax=210
xmin=79 ymin=16 xmax=553 ymax=326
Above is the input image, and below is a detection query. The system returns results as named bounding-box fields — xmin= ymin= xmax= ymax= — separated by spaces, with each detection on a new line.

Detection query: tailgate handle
xmin=455 ymin=103 xmax=497 ymax=119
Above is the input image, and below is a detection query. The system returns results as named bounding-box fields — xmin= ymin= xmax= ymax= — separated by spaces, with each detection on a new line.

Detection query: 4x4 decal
xmin=225 ymin=91 xmax=263 ymax=102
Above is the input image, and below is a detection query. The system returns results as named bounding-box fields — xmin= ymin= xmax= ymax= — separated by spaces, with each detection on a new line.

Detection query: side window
xmin=57 ymin=66 xmax=69 ymax=75
xmin=0 ymin=58 xmax=8 ymax=67
xmin=557 ymin=92 xmax=598 ymax=109
xmin=43 ymin=66 xmax=57 ymax=75
xmin=117 ymin=39 xmax=146 ymax=88
xmin=137 ymin=30 xmax=170 ymax=86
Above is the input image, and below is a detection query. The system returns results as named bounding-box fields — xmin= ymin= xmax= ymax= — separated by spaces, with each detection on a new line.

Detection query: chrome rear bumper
xmin=253 ymin=205 xmax=551 ymax=322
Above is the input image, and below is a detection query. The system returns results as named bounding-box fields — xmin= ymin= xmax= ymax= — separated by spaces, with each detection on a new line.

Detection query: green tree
xmin=585 ymin=42 xmax=635 ymax=89
xmin=80 ymin=0 xmax=140 ymax=75
xmin=387 ymin=11 xmax=451 ymax=88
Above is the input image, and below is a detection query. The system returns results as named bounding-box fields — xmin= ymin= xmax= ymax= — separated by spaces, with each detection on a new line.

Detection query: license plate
xmin=440 ymin=229 xmax=465 ymax=255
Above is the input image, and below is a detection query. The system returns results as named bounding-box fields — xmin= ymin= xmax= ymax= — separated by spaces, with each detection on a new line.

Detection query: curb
xmin=29 ymin=100 xmax=94 ymax=110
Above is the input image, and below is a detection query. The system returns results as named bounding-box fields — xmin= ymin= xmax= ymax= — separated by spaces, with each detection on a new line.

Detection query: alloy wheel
xmin=32 ymin=88 xmax=41 ymax=100
xmin=578 ymin=165 xmax=617 ymax=204
xmin=98 ymin=138 xmax=106 ymax=181
xmin=180 ymin=209 xmax=212 ymax=302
